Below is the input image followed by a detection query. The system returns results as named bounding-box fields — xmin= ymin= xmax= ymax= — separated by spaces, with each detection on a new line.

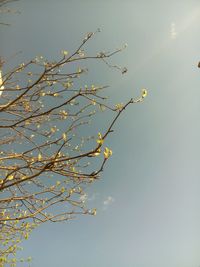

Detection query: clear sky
xmin=1 ymin=0 xmax=200 ymax=267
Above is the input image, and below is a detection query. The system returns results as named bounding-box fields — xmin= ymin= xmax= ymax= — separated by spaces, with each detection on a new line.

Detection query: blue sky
xmin=1 ymin=0 xmax=200 ymax=266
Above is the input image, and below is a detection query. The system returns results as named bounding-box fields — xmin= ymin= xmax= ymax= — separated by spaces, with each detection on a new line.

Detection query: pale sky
xmin=1 ymin=1 xmax=200 ymax=267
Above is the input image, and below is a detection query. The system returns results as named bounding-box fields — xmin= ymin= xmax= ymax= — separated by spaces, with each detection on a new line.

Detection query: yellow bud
xmin=96 ymin=132 xmax=104 ymax=145
xmin=141 ymin=89 xmax=148 ymax=98
xmin=62 ymin=50 xmax=68 ymax=56
xmin=24 ymin=233 xmax=29 ymax=240
xmin=51 ymin=127 xmax=56 ymax=133
xmin=62 ymin=133 xmax=67 ymax=141
xmin=91 ymin=208 xmax=97 ymax=216
xmin=56 ymin=181 xmax=61 ymax=186
xmin=69 ymin=189 xmax=73 ymax=195
xmin=7 ymin=175 xmax=14 ymax=181
xmin=38 ymin=153 xmax=42 ymax=161
xmin=103 ymin=147 xmax=112 ymax=159
xmin=61 ymin=187 xmax=65 ymax=193
xmin=93 ymin=148 xmax=101 ymax=156
xmin=115 ymin=103 xmax=123 ymax=111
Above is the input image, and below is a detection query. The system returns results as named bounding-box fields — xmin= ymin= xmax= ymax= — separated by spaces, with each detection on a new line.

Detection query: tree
xmin=0 ymin=2 xmax=147 ymax=267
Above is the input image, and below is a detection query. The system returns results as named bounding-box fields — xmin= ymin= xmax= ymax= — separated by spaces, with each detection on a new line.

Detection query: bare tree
xmin=0 ymin=3 xmax=147 ymax=267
